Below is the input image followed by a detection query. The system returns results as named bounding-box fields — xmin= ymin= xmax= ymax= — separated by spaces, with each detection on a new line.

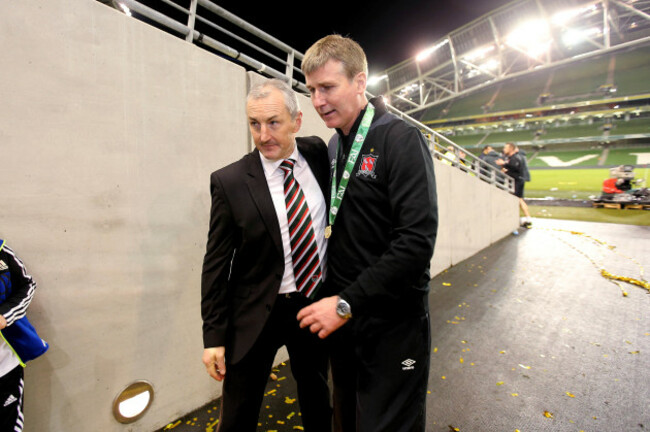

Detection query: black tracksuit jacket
xmin=323 ymin=97 xmax=438 ymax=317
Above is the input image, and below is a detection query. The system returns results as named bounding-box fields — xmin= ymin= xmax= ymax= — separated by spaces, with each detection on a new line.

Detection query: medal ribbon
xmin=329 ymin=104 xmax=375 ymax=231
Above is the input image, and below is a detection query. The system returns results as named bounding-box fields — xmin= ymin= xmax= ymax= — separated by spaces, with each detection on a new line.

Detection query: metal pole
xmin=186 ymin=0 xmax=198 ymax=43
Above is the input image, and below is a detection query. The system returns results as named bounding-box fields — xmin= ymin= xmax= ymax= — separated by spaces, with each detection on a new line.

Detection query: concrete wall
xmin=431 ymin=161 xmax=520 ymax=276
xmin=0 ymin=1 xmax=517 ymax=431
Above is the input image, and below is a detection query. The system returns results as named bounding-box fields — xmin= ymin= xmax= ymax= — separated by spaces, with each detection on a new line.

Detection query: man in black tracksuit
xmin=298 ymin=35 xmax=438 ymax=432
xmin=496 ymin=142 xmax=532 ymax=227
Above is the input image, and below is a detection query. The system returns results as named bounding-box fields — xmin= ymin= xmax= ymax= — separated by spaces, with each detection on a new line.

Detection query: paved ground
xmin=159 ymin=218 xmax=649 ymax=432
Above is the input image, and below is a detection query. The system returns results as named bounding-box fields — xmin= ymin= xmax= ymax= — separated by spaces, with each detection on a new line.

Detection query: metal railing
xmin=109 ymin=0 xmax=514 ymax=193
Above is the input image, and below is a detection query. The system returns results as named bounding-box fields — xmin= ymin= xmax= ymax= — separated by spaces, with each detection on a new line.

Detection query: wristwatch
xmin=336 ymin=297 xmax=352 ymax=319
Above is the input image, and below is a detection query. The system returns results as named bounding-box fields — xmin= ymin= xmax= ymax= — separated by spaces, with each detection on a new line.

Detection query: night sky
xmin=210 ymin=0 xmax=514 ymax=74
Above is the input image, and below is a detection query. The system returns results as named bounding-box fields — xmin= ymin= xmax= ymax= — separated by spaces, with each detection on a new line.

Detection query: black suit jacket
xmin=201 ymin=136 xmax=329 ymax=364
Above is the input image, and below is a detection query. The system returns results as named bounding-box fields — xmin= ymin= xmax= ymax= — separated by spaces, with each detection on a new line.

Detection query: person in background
xmin=0 ymin=239 xmax=48 ymax=432
xmin=297 ymin=34 xmax=438 ymax=432
xmin=479 ymin=145 xmax=501 ymax=169
xmin=496 ymin=142 xmax=532 ymax=228
xmin=200 ymin=79 xmax=331 ymax=432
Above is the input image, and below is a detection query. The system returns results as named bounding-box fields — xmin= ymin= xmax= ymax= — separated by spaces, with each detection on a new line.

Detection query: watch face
xmin=336 ymin=299 xmax=351 ymax=318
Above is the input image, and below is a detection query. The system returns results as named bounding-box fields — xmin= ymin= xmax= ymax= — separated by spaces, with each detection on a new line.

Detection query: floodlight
xmin=463 ymin=45 xmax=495 ymax=62
xmin=416 ymin=39 xmax=449 ymax=62
xmin=552 ymin=8 xmax=581 ymax=25
xmin=561 ymin=27 xmax=601 ymax=47
xmin=505 ymin=19 xmax=552 ymax=59
xmin=368 ymin=74 xmax=388 ymax=86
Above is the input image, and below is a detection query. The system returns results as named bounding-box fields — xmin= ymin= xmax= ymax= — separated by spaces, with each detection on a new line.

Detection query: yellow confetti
xmin=518 ymin=364 xmax=531 ymax=369
xmin=511 ymin=393 xmax=519 ymax=397
xmin=543 ymin=411 xmax=554 ymax=418
xmin=278 ymin=376 xmax=287 ymax=381
xmin=443 ymin=282 xmax=451 ymax=286
xmin=434 ymin=347 xmax=438 ymax=353
xmin=270 ymin=373 xmax=278 ymax=381
xmin=293 ymin=427 xmax=305 ymax=430
xmin=266 ymin=389 xmax=277 ymax=395
xmin=496 ymin=381 xmax=505 ymax=386
xmin=287 ymin=412 xmax=295 ymax=419
xmin=285 ymin=397 xmax=296 ymax=404
xmin=459 ymin=357 xmax=464 ymax=364
xmin=441 ymin=376 xmax=446 ymax=380
xmin=499 ymin=350 xmax=506 ymax=354
xmin=163 ymin=420 xmax=181 ymax=430
xmin=448 ymin=426 xmax=460 ymax=431
xmin=566 ymin=391 xmax=576 ymax=398
xmin=629 ymin=351 xmax=640 ymax=354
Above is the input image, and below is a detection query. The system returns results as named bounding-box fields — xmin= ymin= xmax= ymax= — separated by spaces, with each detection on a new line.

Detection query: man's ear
xmin=293 ymin=111 xmax=303 ymax=133
xmin=354 ymin=72 xmax=367 ymax=94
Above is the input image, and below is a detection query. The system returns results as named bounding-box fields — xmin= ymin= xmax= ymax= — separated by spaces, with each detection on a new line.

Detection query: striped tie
xmin=280 ymin=159 xmax=323 ymax=298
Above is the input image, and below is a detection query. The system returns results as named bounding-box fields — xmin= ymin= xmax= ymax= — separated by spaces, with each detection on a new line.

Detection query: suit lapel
xmin=297 ymin=138 xmax=329 ymax=199
xmin=245 ymin=150 xmax=283 ymax=255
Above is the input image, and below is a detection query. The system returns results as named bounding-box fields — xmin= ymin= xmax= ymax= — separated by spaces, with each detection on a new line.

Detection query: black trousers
xmin=329 ymin=310 xmax=431 ymax=432
xmin=0 ymin=365 xmax=24 ymax=432
xmin=217 ymin=293 xmax=331 ymax=432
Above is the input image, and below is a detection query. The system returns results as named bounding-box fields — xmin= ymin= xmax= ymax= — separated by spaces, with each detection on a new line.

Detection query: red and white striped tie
xmin=280 ymin=159 xmax=323 ymax=298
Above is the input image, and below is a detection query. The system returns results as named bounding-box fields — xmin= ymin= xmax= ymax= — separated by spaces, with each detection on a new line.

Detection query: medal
xmin=324 ymin=225 xmax=332 ymax=239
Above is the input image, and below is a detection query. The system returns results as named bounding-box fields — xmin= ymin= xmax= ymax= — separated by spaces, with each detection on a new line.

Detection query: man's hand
xmin=297 ymin=296 xmax=348 ymax=339
xmin=202 ymin=347 xmax=226 ymax=381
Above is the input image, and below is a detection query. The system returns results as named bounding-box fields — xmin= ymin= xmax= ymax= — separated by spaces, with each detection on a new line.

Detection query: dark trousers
xmin=218 ymin=294 xmax=331 ymax=432
xmin=0 ymin=365 xmax=24 ymax=432
xmin=329 ymin=311 xmax=431 ymax=432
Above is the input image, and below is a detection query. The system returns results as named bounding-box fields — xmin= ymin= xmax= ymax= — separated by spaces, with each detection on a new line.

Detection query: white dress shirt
xmin=260 ymin=144 xmax=328 ymax=294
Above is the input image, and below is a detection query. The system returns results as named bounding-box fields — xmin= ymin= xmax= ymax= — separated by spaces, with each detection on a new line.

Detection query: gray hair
xmin=247 ymin=79 xmax=300 ymax=120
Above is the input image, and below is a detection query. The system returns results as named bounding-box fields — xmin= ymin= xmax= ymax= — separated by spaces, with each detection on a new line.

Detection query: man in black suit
xmin=201 ymin=79 xmax=331 ymax=432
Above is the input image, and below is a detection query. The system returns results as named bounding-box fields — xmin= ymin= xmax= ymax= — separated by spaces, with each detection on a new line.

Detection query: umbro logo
xmin=0 ymin=261 xmax=7 ymax=271
xmin=401 ymin=359 xmax=416 ymax=370
xmin=3 ymin=394 xmax=17 ymax=407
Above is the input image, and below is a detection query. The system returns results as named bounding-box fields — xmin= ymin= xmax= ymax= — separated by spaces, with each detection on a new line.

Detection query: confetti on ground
xmin=566 ymin=391 xmax=576 ymax=398
xmin=544 ymin=411 xmax=554 ymax=419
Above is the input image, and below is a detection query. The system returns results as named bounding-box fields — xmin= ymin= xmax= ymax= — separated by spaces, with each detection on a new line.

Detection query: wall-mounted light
xmin=113 ymin=380 xmax=155 ymax=424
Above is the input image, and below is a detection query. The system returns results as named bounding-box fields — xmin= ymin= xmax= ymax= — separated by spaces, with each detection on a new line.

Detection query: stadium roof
xmin=370 ymin=0 xmax=650 ymax=118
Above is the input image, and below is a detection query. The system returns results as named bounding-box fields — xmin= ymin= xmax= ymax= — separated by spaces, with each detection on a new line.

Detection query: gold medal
xmin=324 ymin=225 xmax=332 ymax=239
